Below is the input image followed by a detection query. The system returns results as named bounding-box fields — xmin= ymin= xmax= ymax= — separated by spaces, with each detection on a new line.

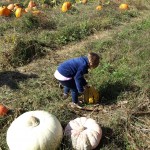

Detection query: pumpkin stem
xmin=78 ymin=126 xmax=86 ymax=132
xmin=27 ymin=116 xmax=40 ymax=127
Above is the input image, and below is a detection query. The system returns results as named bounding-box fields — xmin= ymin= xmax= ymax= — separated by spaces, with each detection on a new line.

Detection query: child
xmin=54 ymin=52 xmax=100 ymax=108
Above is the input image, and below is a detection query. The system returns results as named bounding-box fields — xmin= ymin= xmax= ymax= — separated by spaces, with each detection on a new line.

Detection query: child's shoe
xmin=59 ymin=83 xmax=63 ymax=89
xmin=62 ymin=93 xmax=68 ymax=100
xmin=69 ymin=102 xmax=82 ymax=109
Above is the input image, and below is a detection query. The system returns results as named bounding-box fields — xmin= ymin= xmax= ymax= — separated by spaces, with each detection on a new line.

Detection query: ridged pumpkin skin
xmin=64 ymin=117 xmax=102 ymax=150
xmin=83 ymin=86 xmax=100 ymax=104
xmin=61 ymin=2 xmax=71 ymax=12
xmin=0 ymin=6 xmax=11 ymax=16
xmin=7 ymin=110 xmax=63 ymax=150
xmin=119 ymin=3 xmax=129 ymax=10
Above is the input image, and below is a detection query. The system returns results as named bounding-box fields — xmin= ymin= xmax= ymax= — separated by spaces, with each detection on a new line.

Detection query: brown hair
xmin=88 ymin=52 xmax=100 ymax=68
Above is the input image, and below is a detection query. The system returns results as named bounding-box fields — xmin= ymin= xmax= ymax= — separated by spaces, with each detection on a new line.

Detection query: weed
xmin=5 ymin=40 xmax=46 ymax=67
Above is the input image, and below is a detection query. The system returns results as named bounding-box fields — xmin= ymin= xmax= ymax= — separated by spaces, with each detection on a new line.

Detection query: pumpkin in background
xmin=119 ymin=3 xmax=129 ymax=10
xmin=6 ymin=110 xmax=63 ymax=150
xmin=81 ymin=0 xmax=87 ymax=4
xmin=0 ymin=6 xmax=5 ymax=16
xmin=64 ymin=117 xmax=102 ymax=150
xmin=14 ymin=3 xmax=21 ymax=11
xmin=6 ymin=0 xmax=13 ymax=2
xmin=7 ymin=4 xmax=14 ymax=11
xmin=15 ymin=7 xmax=26 ymax=18
xmin=61 ymin=2 xmax=72 ymax=12
xmin=96 ymin=5 xmax=102 ymax=11
xmin=0 ymin=6 xmax=11 ymax=16
xmin=83 ymin=86 xmax=100 ymax=104
xmin=28 ymin=1 xmax=36 ymax=8
xmin=0 ymin=104 xmax=9 ymax=116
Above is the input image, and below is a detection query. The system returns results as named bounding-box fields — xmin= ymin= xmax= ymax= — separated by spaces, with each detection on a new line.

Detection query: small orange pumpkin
xmin=61 ymin=2 xmax=72 ymax=12
xmin=119 ymin=3 xmax=129 ymax=10
xmin=0 ymin=104 xmax=8 ymax=116
xmin=15 ymin=8 xmax=25 ymax=18
xmin=0 ymin=6 xmax=11 ymax=16
xmin=81 ymin=0 xmax=87 ymax=4
xmin=96 ymin=5 xmax=102 ymax=11
xmin=28 ymin=1 xmax=36 ymax=8
xmin=7 ymin=4 xmax=14 ymax=11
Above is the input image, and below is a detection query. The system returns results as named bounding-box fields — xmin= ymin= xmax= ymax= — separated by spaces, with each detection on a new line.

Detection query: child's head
xmin=88 ymin=52 xmax=100 ymax=69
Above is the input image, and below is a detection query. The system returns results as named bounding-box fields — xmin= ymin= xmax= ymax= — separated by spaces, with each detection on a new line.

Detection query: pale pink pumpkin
xmin=64 ymin=117 xmax=102 ymax=150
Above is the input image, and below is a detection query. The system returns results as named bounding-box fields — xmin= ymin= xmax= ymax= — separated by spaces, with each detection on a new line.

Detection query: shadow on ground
xmin=0 ymin=71 xmax=38 ymax=90
xmin=99 ymin=81 xmax=140 ymax=105
xmin=94 ymin=126 xmax=113 ymax=150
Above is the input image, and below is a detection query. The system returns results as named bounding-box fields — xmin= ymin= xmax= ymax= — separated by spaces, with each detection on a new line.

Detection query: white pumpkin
xmin=6 ymin=110 xmax=63 ymax=150
xmin=64 ymin=117 xmax=102 ymax=150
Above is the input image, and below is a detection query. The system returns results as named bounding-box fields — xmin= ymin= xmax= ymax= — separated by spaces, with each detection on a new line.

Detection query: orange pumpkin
xmin=15 ymin=8 xmax=25 ymax=18
xmin=61 ymin=2 xmax=71 ymax=12
xmin=81 ymin=0 xmax=87 ymax=4
xmin=119 ymin=3 xmax=129 ymax=10
xmin=7 ymin=4 xmax=14 ymax=11
xmin=0 ymin=104 xmax=8 ymax=116
xmin=0 ymin=6 xmax=11 ymax=16
xmin=28 ymin=1 xmax=36 ymax=8
xmin=96 ymin=5 xmax=102 ymax=11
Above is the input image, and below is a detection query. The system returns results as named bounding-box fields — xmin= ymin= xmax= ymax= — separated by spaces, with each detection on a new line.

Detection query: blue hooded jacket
xmin=57 ymin=56 xmax=89 ymax=93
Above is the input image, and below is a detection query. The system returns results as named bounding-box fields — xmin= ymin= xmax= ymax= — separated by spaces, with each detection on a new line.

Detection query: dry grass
xmin=0 ymin=0 xmax=150 ymax=150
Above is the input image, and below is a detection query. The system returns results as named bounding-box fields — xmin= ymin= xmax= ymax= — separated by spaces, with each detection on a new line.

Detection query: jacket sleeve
xmin=74 ymin=67 xmax=88 ymax=93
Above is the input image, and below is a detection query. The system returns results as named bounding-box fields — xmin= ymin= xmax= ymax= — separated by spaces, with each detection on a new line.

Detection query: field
xmin=0 ymin=0 xmax=150 ymax=149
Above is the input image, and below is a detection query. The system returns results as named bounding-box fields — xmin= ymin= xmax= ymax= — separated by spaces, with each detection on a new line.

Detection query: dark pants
xmin=59 ymin=79 xmax=78 ymax=103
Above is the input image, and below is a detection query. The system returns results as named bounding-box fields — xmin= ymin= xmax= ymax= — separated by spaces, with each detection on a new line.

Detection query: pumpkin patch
xmin=0 ymin=0 xmax=147 ymax=149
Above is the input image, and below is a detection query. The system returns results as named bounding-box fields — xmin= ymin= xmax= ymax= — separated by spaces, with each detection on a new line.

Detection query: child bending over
xmin=54 ymin=52 xmax=100 ymax=108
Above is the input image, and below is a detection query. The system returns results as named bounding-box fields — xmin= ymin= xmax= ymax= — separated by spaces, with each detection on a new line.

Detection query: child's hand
xmin=84 ymin=84 xmax=90 ymax=89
